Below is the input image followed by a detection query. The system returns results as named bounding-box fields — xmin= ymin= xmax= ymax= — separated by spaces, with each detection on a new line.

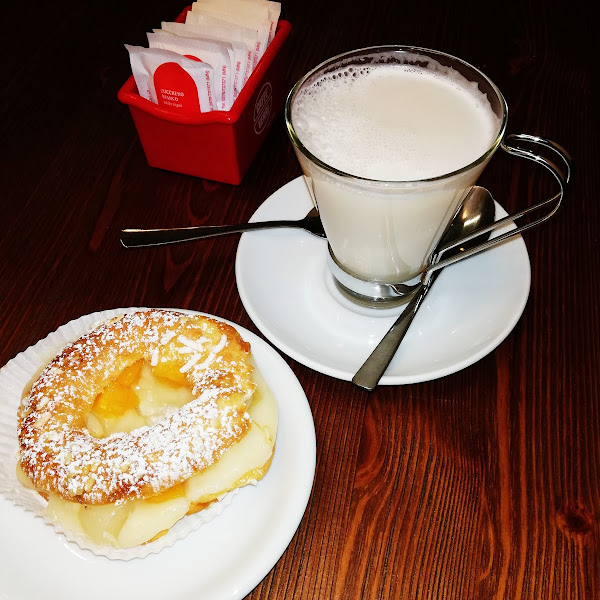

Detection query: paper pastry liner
xmin=0 ymin=308 xmax=240 ymax=561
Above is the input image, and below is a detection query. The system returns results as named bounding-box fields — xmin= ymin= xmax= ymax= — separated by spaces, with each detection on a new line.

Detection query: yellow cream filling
xmin=18 ymin=360 xmax=277 ymax=549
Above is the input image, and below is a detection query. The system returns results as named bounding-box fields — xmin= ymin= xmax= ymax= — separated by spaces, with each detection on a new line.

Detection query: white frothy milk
xmin=293 ymin=64 xmax=499 ymax=181
xmin=290 ymin=60 xmax=502 ymax=284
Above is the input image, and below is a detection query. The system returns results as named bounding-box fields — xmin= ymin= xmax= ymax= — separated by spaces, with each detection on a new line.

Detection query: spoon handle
xmin=352 ymin=273 xmax=439 ymax=391
xmin=120 ymin=219 xmax=301 ymax=248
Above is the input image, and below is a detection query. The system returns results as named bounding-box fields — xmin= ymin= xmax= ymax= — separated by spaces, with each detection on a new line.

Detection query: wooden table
xmin=1 ymin=0 xmax=597 ymax=598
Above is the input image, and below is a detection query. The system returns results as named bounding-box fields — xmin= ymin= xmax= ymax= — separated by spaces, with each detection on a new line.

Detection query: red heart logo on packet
xmin=153 ymin=61 xmax=201 ymax=116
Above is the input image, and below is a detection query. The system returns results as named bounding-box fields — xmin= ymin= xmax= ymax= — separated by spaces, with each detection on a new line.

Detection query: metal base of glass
xmin=326 ymin=247 xmax=420 ymax=309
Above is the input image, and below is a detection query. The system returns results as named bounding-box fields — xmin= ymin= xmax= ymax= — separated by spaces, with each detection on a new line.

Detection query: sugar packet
xmin=189 ymin=0 xmax=279 ymax=67
xmin=148 ymin=30 xmax=235 ymax=110
xmin=125 ymin=45 xmax=215 ymax=114
xmin=154 ymin=23 xmax=248 ymax=103
xmin=192 ymin=0 xmax=281 ymax=44
xmin=182 ymin=12 xmax=257 ymax=87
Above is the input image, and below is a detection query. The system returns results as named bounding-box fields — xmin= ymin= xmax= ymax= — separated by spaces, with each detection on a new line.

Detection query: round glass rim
xmin=284 ymin=45 xmax=509 ymax=185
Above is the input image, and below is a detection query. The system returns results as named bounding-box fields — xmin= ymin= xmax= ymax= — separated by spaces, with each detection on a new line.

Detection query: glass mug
xmin=284 ymin=46 xmax=569 ymax=307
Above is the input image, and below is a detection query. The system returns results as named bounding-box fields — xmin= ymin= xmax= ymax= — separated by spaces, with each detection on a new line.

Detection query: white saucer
xmin=0 ymin=308 xmax=316 ymax=600
xmin=235 ymin=177 xmax=531 ymax=385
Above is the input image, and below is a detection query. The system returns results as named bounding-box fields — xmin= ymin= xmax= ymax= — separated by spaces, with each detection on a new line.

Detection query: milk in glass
xmin=290 ymin=60 xmax=501 ymax=284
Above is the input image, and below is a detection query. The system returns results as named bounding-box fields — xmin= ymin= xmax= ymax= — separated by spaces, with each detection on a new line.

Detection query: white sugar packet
xmin=126 ymin=45 xmax=215 ymax=113
xmin=258 ymin=0 xmax=282 ymax=44
xmin=183 ymin=11 xmax=257 ymax=88
xmin=190 ymin=0 xmax=274 ymax=67
xmin=193 ymin=0 xmax=281 ymax=43
xmin=154 ymin=24 xmax=246 ymax=103
xmin=149 ymin=30 xmax=235 ymax=110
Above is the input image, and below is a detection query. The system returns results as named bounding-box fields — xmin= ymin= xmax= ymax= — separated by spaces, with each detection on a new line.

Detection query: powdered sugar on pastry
xmin=17 ymin=310 xmax=255 ymax=505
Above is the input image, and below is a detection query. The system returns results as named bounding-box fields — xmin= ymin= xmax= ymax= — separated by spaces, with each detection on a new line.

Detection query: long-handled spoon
xmin=120 ymin=207 xmax=325 ymax=248
xmin=352 ymin=186 xmax=497 ymax=391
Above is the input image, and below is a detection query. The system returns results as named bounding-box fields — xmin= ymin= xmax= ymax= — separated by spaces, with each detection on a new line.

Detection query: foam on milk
xmin=292 ymin=63 xmax=500 ymax=181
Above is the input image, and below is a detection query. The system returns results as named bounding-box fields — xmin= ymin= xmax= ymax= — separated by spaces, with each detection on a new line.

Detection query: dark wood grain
xmin=1 ymin=1 xmax=598 ymax=598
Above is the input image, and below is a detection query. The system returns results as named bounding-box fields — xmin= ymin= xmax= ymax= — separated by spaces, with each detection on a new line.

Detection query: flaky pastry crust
xmin=17 ymin=310 xmax=255 ymax=505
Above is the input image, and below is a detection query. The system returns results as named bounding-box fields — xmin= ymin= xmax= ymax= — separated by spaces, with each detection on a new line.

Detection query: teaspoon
xmin=352 ymin=186 xmax=497 ymax=391
xmin=120 ymin=207 xmax=325 ymax=248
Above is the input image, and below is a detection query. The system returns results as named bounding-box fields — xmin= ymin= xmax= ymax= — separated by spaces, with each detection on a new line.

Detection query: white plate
xmin=236 ymin=177 xmax=531 ymax=384
xmin=0 ymin=308 xmax=316 ymax=600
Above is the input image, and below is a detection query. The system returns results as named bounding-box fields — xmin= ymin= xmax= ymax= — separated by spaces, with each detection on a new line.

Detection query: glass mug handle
xmin=424 ymin=133 xmax=573 ymax=278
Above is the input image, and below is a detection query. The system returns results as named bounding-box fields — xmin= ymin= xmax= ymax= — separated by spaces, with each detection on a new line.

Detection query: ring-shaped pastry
xmin=17 ymin=309 xmax=255 ymax=505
